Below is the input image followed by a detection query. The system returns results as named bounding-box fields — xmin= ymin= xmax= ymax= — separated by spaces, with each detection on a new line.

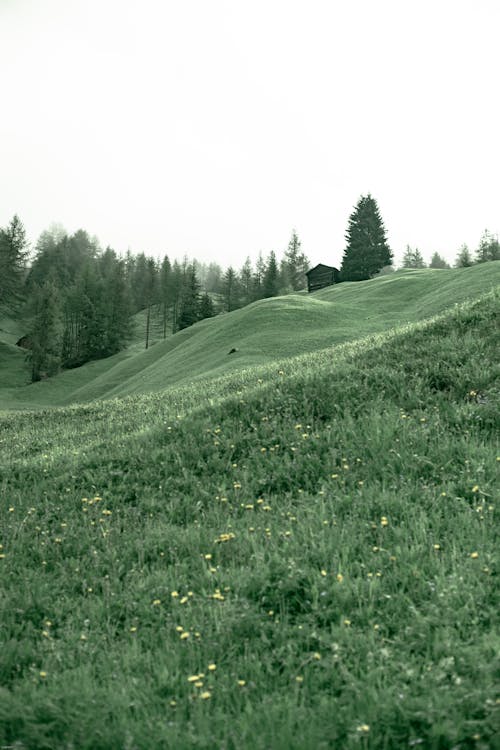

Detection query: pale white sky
xmin=1 ymin=0 xmax=499 ymax=269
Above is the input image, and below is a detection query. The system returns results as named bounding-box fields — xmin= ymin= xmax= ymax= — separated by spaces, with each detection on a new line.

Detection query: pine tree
xmin=341 ymin=195 xmax=392 ymax=280
xmin=284 ymin=231 xmax=309 ymax=290
xmin=199 ymin=292 xmax=215 ymax=320
xmin=262 ymin=251 xmax=280 ymax=298
xmin=455 ymin=244 xmax=474 ymax=268
xmin=30 ymin=281 xmax=63 ymax=381
xmin=401 ymin=245 xmax=426 ymax=268
xmin=0 ymin=214 xmax=29 ymax=313
xmin=159 ymin=255 xmax=172 ymax=339
xmin=177 ymin=264 xmax=201 ymax=330
xmin=144 ymin=258 xmax=159 ymax=349
xmin=222 ymin=266 xmax=240 ymax=311
xmin=252 ymin=252 xmax=266 ymax=300
xmin=429 ymin=252 xmax=450 ymax=269
xmin=239 ymin=257 xmax=254 ymax=306
xmin=475 ymin=229 xmax=500 ymax=263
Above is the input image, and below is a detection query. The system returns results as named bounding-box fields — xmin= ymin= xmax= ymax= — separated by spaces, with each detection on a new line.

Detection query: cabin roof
xmin=306 ymin=263 xmax=338 ymax=276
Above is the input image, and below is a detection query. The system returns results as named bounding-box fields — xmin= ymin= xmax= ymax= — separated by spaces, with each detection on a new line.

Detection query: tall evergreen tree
xmin=30 ymin=281 xmax=63 ymax=381
xmin=0 ymin=214 xmax=29 ymax=313
xmin=341 ymin=194 xmax=392 ymax=281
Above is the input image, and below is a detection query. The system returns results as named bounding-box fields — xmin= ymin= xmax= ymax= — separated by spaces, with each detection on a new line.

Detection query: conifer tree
xmin=199 ymin=291 xmax=215 ymax=320
xmin=222 ymin=266 xmax=240 ymax=311
xmin=284 ymin=230 xmax=309 ymax=290
xmin=177 ymin=264 xmax=201 ymax=330
xmin=262 ymin=251 xmax=279 ymax=297
xmin=239 ymin=257 xmax=254 ymax=306
xmin=30 ymin=281 xmax=63 ymax=381
xmin=159 ymin=255 xmax=172 ymax=339
xmin=454 ymin=244 xmax=474 ymax=268
xmin=475 ymin=229 xmax=500 ymax=263
xmin=341 ymin=195 xmax=392 ymax=280
xmin=0 ymin=214 xmax=29 ymax=313
xmin=429 ymin=252 xmax=450 ymax=269
xmin=402 ymin=245 xmax=426 ymax=268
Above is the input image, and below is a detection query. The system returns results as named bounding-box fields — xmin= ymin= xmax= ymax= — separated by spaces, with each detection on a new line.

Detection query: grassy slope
xmin=1 ymin=263 xmax=499 ymax=409
xmin=0 ymin=287 xmax=499 ymax=749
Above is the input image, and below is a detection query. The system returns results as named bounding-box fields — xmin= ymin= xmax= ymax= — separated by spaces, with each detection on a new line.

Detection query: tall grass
xmin=0 ymin=289 xmax=499 ymax=748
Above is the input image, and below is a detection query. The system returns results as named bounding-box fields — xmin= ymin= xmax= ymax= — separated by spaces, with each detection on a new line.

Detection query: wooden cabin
xmin=305 ymin=264 xmax=340 ymax=293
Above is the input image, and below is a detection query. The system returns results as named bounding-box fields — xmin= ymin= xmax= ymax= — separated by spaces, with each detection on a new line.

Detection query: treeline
xmin=400 ymin=230 xmax=500 ymax=269
xmin=0 ymin=218 xmax=309 ymax=381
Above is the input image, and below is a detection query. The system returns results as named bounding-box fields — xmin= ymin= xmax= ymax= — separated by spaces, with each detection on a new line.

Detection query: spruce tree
xmin=455 ymin=244 xmax=474 ymax=268
xmin=177 ymin=264 xmax=201 ymax=330
xmin=402 ymin=245 xmax=426 ymax=268
xmin=199 ymin=292 xmax=216 ymax=320
xmin=475 ymin=229 xmax=500 ymax=263
xmin=262 ymin=251 xmax=279 ymax=297
xmin=429 ymin=252 xmax=450 ymax=269
xmin=222 ymin=267 xmax=240 ymax=311
xmin=30 ymin=281 xmax=63 ymax=381
xmin=284 ymin=231 xmax=309 ymax=290
xmin=341 ymin=195 xmax=392 ymax=281
xmin=0 ymin=214 xmax=29 ymax=313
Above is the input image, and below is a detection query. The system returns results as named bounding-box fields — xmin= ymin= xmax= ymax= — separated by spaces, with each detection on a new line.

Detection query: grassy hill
xmin=0 ymin=266 xmax=499 ymax=748
xmin=1 ymin=263 xmax=500 ymax=410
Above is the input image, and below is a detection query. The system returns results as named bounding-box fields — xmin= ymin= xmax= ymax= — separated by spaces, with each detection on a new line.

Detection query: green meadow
xmin=0 ymin=264 xmax=499 ymax=749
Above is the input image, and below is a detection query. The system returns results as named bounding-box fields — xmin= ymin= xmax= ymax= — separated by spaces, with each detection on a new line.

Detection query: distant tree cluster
xmin=400 ymin=230 xmax=500 ymax=270
xmin=1 ymin=217 xmax=311 ymax=382
xmin=3 ymin=201 xmax=498 ymax=384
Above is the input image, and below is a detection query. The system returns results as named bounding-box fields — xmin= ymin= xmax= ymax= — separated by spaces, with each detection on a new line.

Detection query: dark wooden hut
xmin=305 ymin=264 xmax=340 ymax=293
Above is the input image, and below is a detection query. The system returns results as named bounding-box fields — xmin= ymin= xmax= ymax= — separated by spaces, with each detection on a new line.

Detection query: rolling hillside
xmin=1 ymin=262 xmax=499 ymax=410
xmin=0 ymin=283 xmax=498 ymax=749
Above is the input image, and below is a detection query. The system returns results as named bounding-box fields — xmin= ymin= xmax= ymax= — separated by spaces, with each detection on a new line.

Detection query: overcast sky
xmin=1 ymin=0 xmax=499 ymax=269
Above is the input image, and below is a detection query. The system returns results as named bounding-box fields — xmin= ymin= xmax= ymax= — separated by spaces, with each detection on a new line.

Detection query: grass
xmin=0 ymin=273 xmax=499 ymax=748
xmin=1 ymin=263 xmax=500 ymax=409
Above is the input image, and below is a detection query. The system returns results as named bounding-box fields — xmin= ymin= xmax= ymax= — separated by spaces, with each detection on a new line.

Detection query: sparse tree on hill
xmin=0 ymin=214 xmax=29 ymax=313
xmin=341 ymin=194 xmax=392 ymax=281
xmin=475 ymin=229 xmax=500 ymax=263
xmin=454 ymin=244 xmax=474 ymax=268
xmin=402 ymin=245 xmax=426 ymax=269
xmin=429 ymin=252 xmax=450 ymax=269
